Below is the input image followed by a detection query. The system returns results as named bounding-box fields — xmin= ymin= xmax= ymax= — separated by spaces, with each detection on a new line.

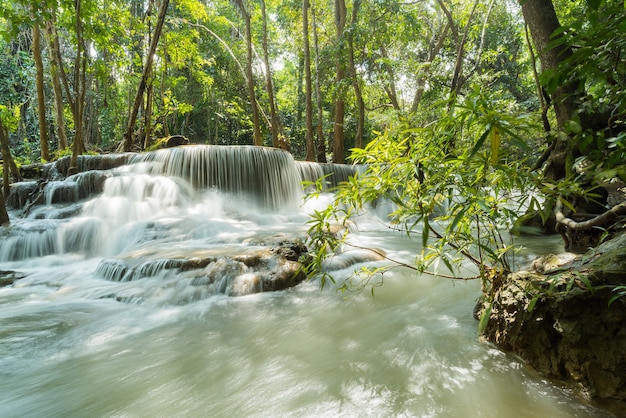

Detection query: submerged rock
xmin=476 ymin=232 xmax=626 ymax=414
xmin=0 ymin=270 xmax=26 ymax=287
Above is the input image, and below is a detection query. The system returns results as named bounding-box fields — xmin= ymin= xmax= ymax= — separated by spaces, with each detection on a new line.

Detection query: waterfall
xmin=130 ymin=145 xmax=304 ymax=210
xmin=296 ymin=161 xmax=364 ymax=192
xmin=0 ymin=145 xmax=362 ymax=270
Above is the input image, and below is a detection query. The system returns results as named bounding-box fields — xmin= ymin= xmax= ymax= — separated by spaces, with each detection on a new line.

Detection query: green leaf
xmin=527 ymin=294 xmax=540 ymax=313
xmin=586 ymin=0 xmax=603 ymax=10
xmin=490 ymin=126 xmax=500 ymax=166
xmin=469 ymin=126 xmax=491 ymax=160
xmin=478 ymin=303 xmax=492 ymax=334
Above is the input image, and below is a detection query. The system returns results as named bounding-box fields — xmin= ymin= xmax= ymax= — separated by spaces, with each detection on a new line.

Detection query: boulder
xmin=476 ymin=233 xmax=626 ymax=414
xmin=95 ymin=237 xmax=309 ymax=299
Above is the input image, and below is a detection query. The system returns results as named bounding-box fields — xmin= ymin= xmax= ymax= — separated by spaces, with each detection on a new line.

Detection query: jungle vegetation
xmin=0 ymin=0 xmax=625 ymax=283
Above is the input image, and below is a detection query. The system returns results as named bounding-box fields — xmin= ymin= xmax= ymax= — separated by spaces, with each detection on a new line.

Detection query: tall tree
xmin=520 ymin=0 xmax=580 ymax=180
xmin=119 ymin=0 xmax=169 ymax=152
xmin=32 ymin=23 xmax=50 ymax=161
xmin=0 ymin=113 xmax=10 ymax=225
xmin=347 ymin=0 xmax=364 ymax=149
xmin=302 ymin=0 xmax=315 ymax=161
xmin=332 ymin=0 xmax=347 ymax=164
xmin=311 ymin=0 xmax=326 ymax=162
xmin=410 ymin=20 xmax=449 ymax=113
xmin=260 ymin=0 xmax=283 ymax=149
xmin=520 ymin=0 xmax=577 ymax=130
xmin=233 ymin=0 xmax=263 ymax=146
xmin=67 ymin=0 xmax=89 ymax=174
xmin=0 ymin=182 xmax=8 ymax=226
xmin=45 ymin=14 xmax=68 ymax=151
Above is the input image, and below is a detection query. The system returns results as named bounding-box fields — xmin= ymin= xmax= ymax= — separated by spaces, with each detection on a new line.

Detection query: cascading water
xmin=0 ymin=145 xmax=611 ymax=417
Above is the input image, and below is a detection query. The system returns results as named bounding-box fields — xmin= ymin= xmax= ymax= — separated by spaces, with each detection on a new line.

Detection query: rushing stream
xmin=0 ymin=146 xmax=612 ymax=417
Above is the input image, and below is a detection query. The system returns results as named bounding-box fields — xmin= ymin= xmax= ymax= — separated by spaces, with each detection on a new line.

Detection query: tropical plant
xmin=304 ymin=87 xmax=540 ymax=293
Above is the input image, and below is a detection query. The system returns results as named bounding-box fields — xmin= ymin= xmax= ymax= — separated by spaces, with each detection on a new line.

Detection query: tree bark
xmin=119 ymin=0 xmax=169 ymax=152
xmin=235 ymin=0 xmax=263 ymax=147
xmin=143 ymin=65 xmax=154 ymax=149
xmin=0 ymin=117 xmax=21 ymax=198
xmin=332 ymin=0 xmax=347 ymax=164
xmin=260 ymin=0 xmax=283 ymax=149
xmin=348 ymin=0 xmax=364 ymax=149
xmin=437 ymin=0 xmax=479 ymax=109
xmin=520 ymin=0 xmax=581 ymax=179
xmin=0 ymin=125 xmax=8 ymax=224
xmin=0 ymin=181 xmax=8 ymax=226
xmin=32 ymin=24 xmax=50 ymax=161
xmin=379 ymin=45 xmax=401 ymax=111
xmin=69 ymin=0 xmax=88 ymax=174
xmin=303 ymin=0 xmax=315 ymax=161
xmin=411 ymin=21 xmax=449 ymax=113
xmin=45 ymin=17 xmax=68 ymax=151
xmin=520 ymin=0 xmax=577 ymax=130
xmin=311 ymin=0 xmax=326 ymax=162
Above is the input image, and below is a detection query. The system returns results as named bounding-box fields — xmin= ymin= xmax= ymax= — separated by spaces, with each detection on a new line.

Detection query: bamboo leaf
xmin=527 ymin=294 xmax=540 ymax=313
xmin=490 ymin=126 xmax=500 ymax=165
xmin=478 ymin=303 xmax=492 ymax=334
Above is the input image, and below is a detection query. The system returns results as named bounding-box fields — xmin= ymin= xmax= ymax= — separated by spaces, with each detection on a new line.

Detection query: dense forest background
xmin=0 ymin=0 xmax=551 ymax=161
xmin=0 ymin=0 xmax=624 ymax=194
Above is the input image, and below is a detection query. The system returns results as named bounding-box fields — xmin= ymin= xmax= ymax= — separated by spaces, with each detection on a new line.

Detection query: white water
xmin=0 ymin=146 xmax=611 ymax=417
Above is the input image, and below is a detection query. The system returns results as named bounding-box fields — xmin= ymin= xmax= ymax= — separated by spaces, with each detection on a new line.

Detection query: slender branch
xmin=340 ymin=242 xmax=479 ymax=280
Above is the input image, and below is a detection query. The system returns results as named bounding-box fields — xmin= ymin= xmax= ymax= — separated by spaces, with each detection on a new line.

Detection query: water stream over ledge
xmin=0 ymin=145 xmax=612 ymax=417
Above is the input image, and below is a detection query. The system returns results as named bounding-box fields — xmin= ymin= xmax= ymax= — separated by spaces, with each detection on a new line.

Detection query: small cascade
xmin=43 ymin=180 xmax=79 ymax=205
xmin=297 ymin=161 xmax=364 ymax=192
xmin=130 ymin=145 xmax=304 ymax=210
xmin=50 ymin=154 xmax=133 ymax=180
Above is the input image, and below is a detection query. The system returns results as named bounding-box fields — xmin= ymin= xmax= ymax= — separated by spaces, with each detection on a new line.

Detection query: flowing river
xmin=0 ymin=146 xmax=612 ymax=417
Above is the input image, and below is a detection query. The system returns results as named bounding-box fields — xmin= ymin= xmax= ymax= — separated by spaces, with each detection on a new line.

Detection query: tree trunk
xmin=520 ymin=0 xmax=577 ymax=131
xmin=438 ymin=0 xmax=479 ymax=110
xmin=303 ymin=0 xmax=315 ymax=161
xmin=379 ymin=45 xmax=401 ymax=111
xmin=411 ymin=21 xmax=450 ymax=113
xmin=0 ymin=122 xmax=8 ymax=225
xmin=119 ymin=0 xmax=169 ymax=152
xmin=260 ymin=0 xmax=283 ymax=149
xmin=332 ymin=0 xmax=347 ymax=164
xmin=45 ymin=17 xmax=68 ymax=151
xmin=520 ymin=0 xmax=580 ymax=179
xmin=311 ymin=0 xmax=326 ymax=162
xmin=235 ymin=0 xmax=263 ymax=147
xmin=0 ymin=181 xmax=8 ymax=226
xmin=69 ymin=0 xmax=88 ymax=175
xmin=32 ymin=24 xmax=50 ymax=161
xmin=143 ymin=66 xmax=154 ymax=149
xmin=0 ymin=118 xmax=21 ymax=197
xmin=348 ymin=0 xmax=364 ymax=149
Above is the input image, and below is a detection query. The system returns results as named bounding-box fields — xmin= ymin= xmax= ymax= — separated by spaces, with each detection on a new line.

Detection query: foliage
xmin=305 ymin=87 xmax=540 ymax=291
xmin=546 ymin=1 xmax=626 ymax=181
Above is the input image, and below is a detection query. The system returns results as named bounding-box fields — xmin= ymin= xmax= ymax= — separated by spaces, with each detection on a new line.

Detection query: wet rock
xmin=0 ymin=270 xmax=26 ymax=287
xmin=6 ymin=181 xmax=39 ymax=209
xmin=165 ymin=135 xmax=189 ymax=148
xmin=476 ymin=232 xmax=626 ymax=414
xmin=19 ymin=163 xmax=45 ymax=180
xmin=95 ymin=238 xmax=309 ymax=298
xmin=53 ymin=154 xmax=132 ymax=179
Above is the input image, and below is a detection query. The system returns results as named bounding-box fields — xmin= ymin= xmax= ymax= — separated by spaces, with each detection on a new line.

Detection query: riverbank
xmin=476 ymin=232 xmax=626 ymax=415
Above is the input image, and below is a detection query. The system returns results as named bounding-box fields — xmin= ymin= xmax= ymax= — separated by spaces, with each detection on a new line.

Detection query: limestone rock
xmin=476 ymin=232 xmax=626 ymax=414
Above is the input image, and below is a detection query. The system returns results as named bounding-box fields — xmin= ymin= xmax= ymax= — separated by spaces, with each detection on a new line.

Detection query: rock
xmin=476 ymin=232 xmax=626 ymax=414
xmin=165 ymin=135 xmax=189 ymax=148
xmin=0 ymin=270 xmax=26 ymax=287
xmin=95 ymin=238 xmax=309 ymax=299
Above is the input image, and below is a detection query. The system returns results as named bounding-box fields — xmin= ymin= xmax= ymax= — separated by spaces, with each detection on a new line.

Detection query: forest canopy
xmin=0 ymin=0 xmax=625 ymax=235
